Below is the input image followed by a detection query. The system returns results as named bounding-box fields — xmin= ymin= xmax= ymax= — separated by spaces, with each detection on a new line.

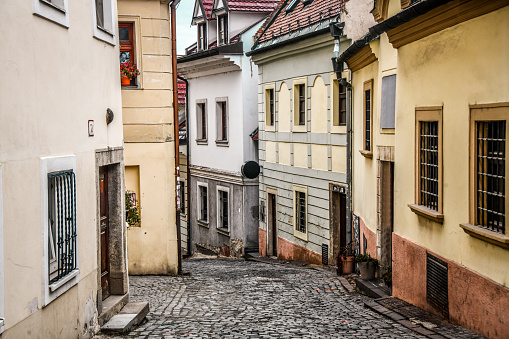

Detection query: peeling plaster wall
xmin=344 ymin=0 xmax=377 ymax=42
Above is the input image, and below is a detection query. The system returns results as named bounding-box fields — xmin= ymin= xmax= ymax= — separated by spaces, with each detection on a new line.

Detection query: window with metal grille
xmin=267 ymin=89 xmax=274 ymax=126
xmin=48 ymin=170 xmax=77 ymax=284
xmin=476 ymin=121 xmax=506 ymax=234
xmin=298 ymin=84 xmax=306 ymax=126
xmin=364 ymin=88 xmax=371 ymax=151
xmin=198 ymin=185 xmax=208 ymax=222
xmin=218 ymin=190 xmax=229 ymax=230
xmin=218 ymin=15 xmax=228 ymax=45
xmin=420 ymin=121 xmax=439 ymax=210
xmin=295 ymin=191 xmax=306 ymax=233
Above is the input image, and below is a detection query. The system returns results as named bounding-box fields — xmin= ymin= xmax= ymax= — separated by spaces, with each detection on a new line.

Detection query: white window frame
xmin=197 ymin=181 xmax=209 ymax=225
xmin=216 ymin=186 xmax=230 ymax=233
xmin=32 ymin=0 xmax=69 ymax=28
xmin=40 ymin=155 xmax=79 ymax=307
xmin=0 ymin=164 xmax=4 ymax=334
xmin=197 ymin=22 xmax=207 ymax=51
xmin=216 ymin=97 xmax=229 ymax=145
xmin=293 ymin=185 xmax=308 ymax=241
xmin=196 ymin=99 xmax=208 ymax=143
xmin=91 ymin=0 xmax=116 ymax=46
xmin=217 ymin=14 xmax=228 ymax=46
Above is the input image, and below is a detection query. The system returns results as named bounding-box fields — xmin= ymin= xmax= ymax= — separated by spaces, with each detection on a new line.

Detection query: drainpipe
xmin=169 ymin=0 xmax=182 ymax=275
xmin=178 ymin=75 xmax=191 ymax=257
xmin=342 ymin=76 xmax=353 ymax=250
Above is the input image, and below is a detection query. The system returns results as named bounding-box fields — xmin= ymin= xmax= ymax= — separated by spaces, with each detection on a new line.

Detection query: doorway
xmin=267 ymin=192 xmax=277 ymax=257
xmin=331 ymin=190 xmax=347 ymax=265
xmin=99 ymin=166 xmax=110 ymax=300
xmin=380 ymin=161 xmax=394 ymax=274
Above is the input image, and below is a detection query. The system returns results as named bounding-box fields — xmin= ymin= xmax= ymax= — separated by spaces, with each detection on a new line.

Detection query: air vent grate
xmin=426 ymin=253 xmax=449 ymax=318
xmin=322 ymin=244 xmax=329 ymax=265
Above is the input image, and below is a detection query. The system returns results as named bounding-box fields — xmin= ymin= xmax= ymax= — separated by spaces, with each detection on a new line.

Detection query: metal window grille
xmin=338 ymin=84 xmax=346 ymax=126
xmin=269 ymin=89 xmax=274 ymax=126
xmin=298 ymin=84 xmax=305 ymax=125
xmin=199 ymin=186 xmax=208 ymax=222
xmin=419 ymin=121 xmax=439 ymax=210
xmin=95 ymin=0 xmax=104 ymax=28
xmin=220 ymin=102 xmax=227 ymax=141
xmin=295 ymin=191 xmax=306 ymax=233
xmin=365 ymin=89 xmax=371 ymax=151
xmin=48 ymin=170 xmax=77 ymax=284
xmin=476 ymin=121 xmax=506 ymax=233
xmin=219 ymin=190 xmax=228 ymax=229
xmin=426 ymin=253 xmax=449 ymax=318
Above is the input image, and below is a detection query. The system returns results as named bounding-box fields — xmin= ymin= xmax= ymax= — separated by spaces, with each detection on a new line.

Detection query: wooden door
xmin=332 ymin=191 xmax=347 ymax=265
xmin=100 ymin=167 xmax=110 ymax=300
xmin=380 ymin=161 xmax=394 ymax=274
xmin=267 ymin=193 xmax=277 ymax=257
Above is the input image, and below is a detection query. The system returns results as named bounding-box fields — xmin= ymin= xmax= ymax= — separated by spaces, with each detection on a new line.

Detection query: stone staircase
xmin=98 ymin=294 xmax=149 ymax=334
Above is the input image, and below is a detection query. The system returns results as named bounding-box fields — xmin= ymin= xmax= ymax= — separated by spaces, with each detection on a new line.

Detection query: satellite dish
xmin=241 ymin=161 xmax=260 ymax=179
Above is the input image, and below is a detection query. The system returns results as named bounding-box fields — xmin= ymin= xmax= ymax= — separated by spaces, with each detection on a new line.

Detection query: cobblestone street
xmin=95 ymin=257 xmax=431 ymax=338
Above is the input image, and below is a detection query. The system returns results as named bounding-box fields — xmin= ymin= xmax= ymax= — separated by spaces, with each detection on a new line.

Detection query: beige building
xmin=0 ymin=0 xmax=128 ymax=338
xmin=338 ymin=0 xmax=509 ymax=337
xmin=118 ymin=0 xmax=179 ymax=275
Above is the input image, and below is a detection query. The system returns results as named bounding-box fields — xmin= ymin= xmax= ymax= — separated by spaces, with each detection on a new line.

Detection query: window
xmin=361 ymin=80 xmax=373 ymax=157
xmin=267 ymin=89 xmax=275 ymax=126
xmin=334 ymin=83 xmax=347 ymax=127
xmin=409 ymin=107 xmax=443 ymax=223
xmin=92 ymin=0 xmax=115 ymax=45
xmin=41 ymin=155 xmax=79 ymax=306
xmin=197 ymin=183 xmax=208 ymax=224
xmin=180 ymin=180 xmax=186 ymax=215
xmin=292 ymin=78 xmax=307 ymax=132
xmin=217 ymin=187 xmax=230 ymax=232
xmin=196 ymin=100 xmax=207 ymax=142
xmin=32 ymin=0 xmax=69 ymax=27
xmin=119 ymin=22 xmax=136 ymax=86
xmin=218 ymin=15 xmax=228 ymax=45
xmin=198 ymin=23 xmax=207 ymax=51
xmin=216 ymin=98 xmax=228 ymax=143
xmin=381 ymin=75 xmax=396 ymax=130
xmin=461 ymin=104 xmax=509 ymax=247
xmin=293 ymin=185 xmax=308 ymax=241
xmin=286 ymin=0 xmax=299 ymax=12
xmin=48 ymin=171 xmax=77 ymax=284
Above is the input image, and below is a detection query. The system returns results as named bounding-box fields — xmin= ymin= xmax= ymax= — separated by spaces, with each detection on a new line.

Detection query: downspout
xmin=169 ymin=0 xmax=182 ymax=275
xmin=343 ymin=75 xmax=353 ymax=250
xmin=177 ymin=75 xmax=191 ymax=257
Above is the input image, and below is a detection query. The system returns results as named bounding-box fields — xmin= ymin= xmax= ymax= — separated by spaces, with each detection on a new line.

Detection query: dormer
xmin=212 ymin=0 xmax=228 ymax=46
xmin=192 ymin=0 xmax=209 ymax=50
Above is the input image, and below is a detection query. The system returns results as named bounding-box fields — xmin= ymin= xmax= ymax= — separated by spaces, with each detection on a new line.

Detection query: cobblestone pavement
xmin=95 ymin=258 xmax=427 ymax=338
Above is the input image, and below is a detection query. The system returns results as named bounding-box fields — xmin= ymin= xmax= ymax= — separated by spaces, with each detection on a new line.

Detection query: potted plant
xmin=120 ymin=61 xmax=139 ymax=86
xmin=355 ymin=254 xmax=378 ymax=280
xmin=337 ymin=242 xmax=355 ymax=275
xmin=125 ymin=190 xmax=141 ymax=227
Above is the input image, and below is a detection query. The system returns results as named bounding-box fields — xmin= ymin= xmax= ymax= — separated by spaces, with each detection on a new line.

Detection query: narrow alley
xmin=95 ymin=258 xmax=441 ymax=338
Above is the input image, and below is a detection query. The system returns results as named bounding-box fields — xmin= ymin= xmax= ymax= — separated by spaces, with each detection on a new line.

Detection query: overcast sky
xmin=175 ymin=0 xmax=196 ymax=55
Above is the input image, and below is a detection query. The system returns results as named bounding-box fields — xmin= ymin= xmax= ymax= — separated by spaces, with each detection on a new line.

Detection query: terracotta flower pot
xmin=358 ymin=261 xmax=377 ymax=280
xmin=341 ymin=256 xmax=355 ymax=274
xmin=121 ymin=76 xmax=130 ymax=86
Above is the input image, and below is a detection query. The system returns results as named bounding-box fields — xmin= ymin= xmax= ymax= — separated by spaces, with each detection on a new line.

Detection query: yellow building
xmin=338 ymin=0 xmax=509 ymax=337
xmin=0 ymin=0 xmax=128 ymax=337
xmin=118 ymin=0 xmax=179 ymax=275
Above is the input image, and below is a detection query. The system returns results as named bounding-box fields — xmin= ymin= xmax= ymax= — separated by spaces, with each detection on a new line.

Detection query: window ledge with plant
xmin=408 ymin=204 xmax=444 ymax=224
xmin=120 ymin=61 xmax=140 ymax=87
xmin=460 ymin=223 xmax=509 ymax=249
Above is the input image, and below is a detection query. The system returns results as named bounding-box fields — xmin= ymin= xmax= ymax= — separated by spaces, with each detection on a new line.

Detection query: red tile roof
xmin=227 ymin=0 xmax=279 ymax=12
xmin=177 ymin=79 xmax=186 ymax=106
xmin=202 ymin=0 xmax=214 ymax=19
xmin=254 ymin=0 xmax=343 ymax=44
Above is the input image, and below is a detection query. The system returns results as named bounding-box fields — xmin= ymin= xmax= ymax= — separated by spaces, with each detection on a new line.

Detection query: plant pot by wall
xmin=358 ymin=261 xmax=377 ymax=280
xmin=341 ymin=256 xmax=355 ymax=274
xmin=121 ymin=77 xmax=130 ymax=86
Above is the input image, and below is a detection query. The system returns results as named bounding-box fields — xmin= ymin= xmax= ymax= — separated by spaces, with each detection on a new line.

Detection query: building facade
xmin=0 ymin=0 xmax=128 ymax=337
xmin=338 ymin=0 xmax=509 ymax=337
xmin=177 ymin=0 xmax=279 ymax=257
xmin=118 ymin=0 xmax=179 ymax=275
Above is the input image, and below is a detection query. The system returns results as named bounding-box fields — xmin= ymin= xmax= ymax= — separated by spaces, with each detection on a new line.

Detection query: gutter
xmin=177 ymin=42 xmax=244 ymax=64
xmin=246 ymin=26 xmax=331 ymax=57
xmin=336 ymin=0 xmax=453 ymax=65
xmin=178 ymin=75 xmax=192 ymax=257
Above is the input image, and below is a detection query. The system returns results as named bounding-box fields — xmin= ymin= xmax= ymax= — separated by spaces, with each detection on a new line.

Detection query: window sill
xmin=293 ymin=229 xmax=308 ymax=242
xmin=380 ymin=128 xmax=395 ymax=134
xmin=215 ymin=141 xmax=229 ymax=147
xmin=217 ymin=228 xmax=230 ymax=237
xmin=408 ymin=204 xmax=444 ymax=224
xmin=121 ymin=85 xmax=140 ymax=90
xmin=460 ymin=223 xmax=509 ymax=249
xmin=359 ymin=150 xmax=373 ymax=158
xmin=197 ymin=220 xmax=209 ymax=228
xmin=196 ymin=139 xmax=208 ymax=145
xmin=49 ymin=269 xmax=80 ymax=293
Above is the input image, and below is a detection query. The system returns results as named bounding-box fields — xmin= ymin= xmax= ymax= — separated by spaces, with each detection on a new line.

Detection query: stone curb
xmin=364 ymin=299 xmax=446 ymax=339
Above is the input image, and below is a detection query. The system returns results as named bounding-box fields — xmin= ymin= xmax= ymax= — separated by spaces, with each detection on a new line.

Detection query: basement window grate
xmin=426 ymin=253 xmax=449 ymax=318
xmin=322 ymin=244 xmax=328 ymax=265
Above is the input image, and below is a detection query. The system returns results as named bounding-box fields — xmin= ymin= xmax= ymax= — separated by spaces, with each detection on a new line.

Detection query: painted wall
xmin=118 ymin=0 xmax=179 ymax=275
xmin=229 ymin=12 xmax=266 ymax=39
xmin=0 ymin=0 xmax=123 ymax=337
xmin=394 ymin=6 xmax=509 ymax=289
xmin=344 ymin=0 xmax=377 ymax=42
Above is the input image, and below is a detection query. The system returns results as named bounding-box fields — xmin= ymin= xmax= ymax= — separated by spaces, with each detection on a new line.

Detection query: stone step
xmin=98 ymin=294 xmax=129 ymax=326
xmin=101 ymin=301 xmax=149 ymax=333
